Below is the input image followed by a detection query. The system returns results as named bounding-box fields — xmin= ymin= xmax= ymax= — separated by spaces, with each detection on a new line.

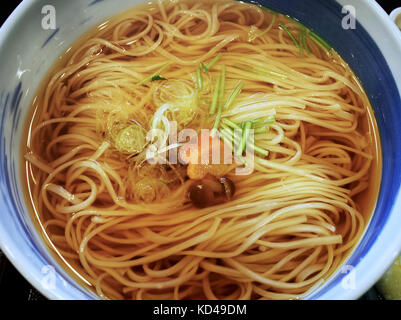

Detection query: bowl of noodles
xmin=0 ymin=0 xmax=400 ymax=300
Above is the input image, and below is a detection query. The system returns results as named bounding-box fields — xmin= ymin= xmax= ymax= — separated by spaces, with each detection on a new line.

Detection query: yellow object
xmin=377 ymin=256 xmax=401 ymax=300
xmin=114 ymin=124 xmax=146 ymax=155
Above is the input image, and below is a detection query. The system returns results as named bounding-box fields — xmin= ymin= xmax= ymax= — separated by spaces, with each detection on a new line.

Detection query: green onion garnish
xmin=196 ymin=65 xmax=203 ymax=90
xmin=301 ymin=27 xmax=311 ymax=54
xmin=308 ymin=30 xmax=332 ymax=52
xmin=258 ymin=4 xmax=279 ymax=16
xmin=252 ymin=117 xmax=275 ymax=133
xmin=252 ymin=117 xmax=276 ymax=127
xmin=285 ymin=15 xmax=308 ymax=29
xmin=220 ymin=124 xmax=268 ymax=158
xmin=212 ymin=75 xmax=225 ymax=132
xmin=220 ymin=131 xmax=233 ymax=150
xmin=219 ymin=128 xmax=245 ymax=165
xmin=219 ymin=65 xmax=226 ymax=102
xmin=237 ymin=121 xmax=252 ymax=155
xmin=224 ymin=80 xmax=244 ymax=110
xmin=204 ymin=53 xmax=222 ymax=72
xmin=280 ymin=15 xmax=313 ymax=55
xmin=279 ymin=23 xmax=300 ymax=48
xmin=201 ymin=62 xmax=208 ymax=72
xmin=150 ymin=75 xmax=167 ymax=82
xmin=250 ymin=14 xmax=277 ymax=41
xmin=137 ymin=63 xmax=170 ymax=86
xmin=299 ymin=29 xmax=305 ymax=58
xmin=212 ymin=109 xmax=223 ymax=134
xmin=221 ymin=118 xmax=242 ymax=130
xmin=209 ymin=74 xmax=221 ymax=115
xmin=251 ymin=144 xmax=269 ymax=157
xmin=233 ymin=65 xmax=287 ymax=80
xmin=220 ymin=125 xmax=242 ymax=143
xmin=220 ymin=127 xmax=240 ymax=152
xmin=254 ymin=127 xmax=270 ymax=134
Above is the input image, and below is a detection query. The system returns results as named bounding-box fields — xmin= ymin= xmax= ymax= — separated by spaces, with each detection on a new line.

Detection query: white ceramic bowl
xmin=390 ymin=7 xmax=401 ymax=29
xmin=0 ymin=0 xmax=401 ymax=300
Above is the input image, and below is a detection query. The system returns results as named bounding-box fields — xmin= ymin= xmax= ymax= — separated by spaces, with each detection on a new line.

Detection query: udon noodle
xmin=24 ymin=0 xmax=379 ymax=299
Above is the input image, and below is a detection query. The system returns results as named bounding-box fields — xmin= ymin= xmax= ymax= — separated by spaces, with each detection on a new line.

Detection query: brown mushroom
xmin=218 ymin=177 xmax=236 ymax=200
xmin=188 ymin=175 xmax=236 ymax=208
xmin=188 ymin=181 xmax=215 ymax=208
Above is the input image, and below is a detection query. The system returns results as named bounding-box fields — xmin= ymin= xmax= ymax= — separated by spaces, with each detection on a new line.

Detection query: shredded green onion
xmin=137 ymin=63 xmax=170 ymax=86
xmin=237 ymin=121 xmax=252 ymax=156
xmin=281 ymin=15 xmax=312 ymax=55
xmin=258 ymin=4 xmax=279 ymax=16
xmin=299 ymin=29 xmax=305 ymax=57
xmin=220 ymin=130 xmax=233 ymax=150
xmin=209 ymin=74 xmax=221 ymax=115
xmin=252 ymin=117 xmax=276 ymax=127
xmin=204 ymin=53 xmax=222 ymax=72
xmin=251 ymin=144 xmax=269 ymax=157
xmin=279 ymin=23 xmax=300 ymax=48
xmin=252 ymin=117 xmax=275 ymax=134
xmin=234 ymin=65 xmax=287 ymax=80
xmin=285 ymin=15 xmax=308 ymax=29
xmin=212 ymin=111 xmax=222 ymax=134
xmin=219 ymin=127 xmax=247 ymax=166
xmin=309 ymin=30 xmax=332 ymax=52
xmin=219 ymin=65 xmax=226 ymax=102
xmin=212 ymin=94 xmax=223 ymax=132
xmin=301 ymin=27 xmax=311 ymax=54
xmin=254 ymin=127 xmax=270 ymax=134
xmin=224 ymin=80 xmax=244 ymax=110
xmin=220 ymin=127 xmax=238 ymax=152
xmin=221 ymin=123 xmax=268 ymax=158
xmin=220 ymin=124 xmax=241 ymax=143
xmin=196 ymin=65 xmax=203 ymax=90
xmin=212 ymin=67 xmax=226 ymax=133
xmin=249 ymin=14 xmax=277 ymax=41
xmin=150 ymin=75 xmax=167 ymax=82
xmin=221 ymin=118 xmax=242 ymax=130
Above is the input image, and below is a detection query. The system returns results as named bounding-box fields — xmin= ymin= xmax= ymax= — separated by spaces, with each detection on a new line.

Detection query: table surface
xmin=0 ymin=0 xmax=397 ymax=301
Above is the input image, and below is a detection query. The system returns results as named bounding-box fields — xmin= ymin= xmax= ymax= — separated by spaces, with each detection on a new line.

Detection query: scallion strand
xmin=219 ymin=65 xmax=226 ymax=103
xmin=196 ymin=65 xmax=203 ymax=90
xmin=205 ymin=53 xmax=222 ymax=71
xmin=237 ymin=121 xmax=252 ymax=155
xmin=224 ymin=80 xmax=244 ymax=110
xmin=250 ymin=14 xmax=277 ymax=41
xmin=279 ymin=23 xmax=300 ymax=48
xmin=309 ymin=30 xmax=332 ymax=52
xmin=221 ymin=118 xmax=242 ymax=130
xmin=209 ymin=74 xmax=221 ymax=115
xmin=137 ymin=63 xmax=170 ymax=86
xmin=258 ymin=4 xmax=279 ymax=16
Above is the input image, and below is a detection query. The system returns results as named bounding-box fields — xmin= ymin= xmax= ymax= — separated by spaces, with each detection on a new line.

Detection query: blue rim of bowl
xmin=0 ymin=0 xmax=400 ymax=300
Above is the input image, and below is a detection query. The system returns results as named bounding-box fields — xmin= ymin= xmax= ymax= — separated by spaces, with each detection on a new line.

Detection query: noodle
xmin=24 ymin=0 xmax=379 ymax=300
